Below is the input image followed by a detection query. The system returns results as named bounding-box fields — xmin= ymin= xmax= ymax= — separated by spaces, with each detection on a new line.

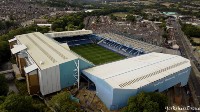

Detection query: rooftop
xmin=14 ymin=32 xmax=78 ymax=69
xmin=83 ymin=52 xmax=191 ymax=89
xmin=44 ymin=29 xmax=93 ymax=38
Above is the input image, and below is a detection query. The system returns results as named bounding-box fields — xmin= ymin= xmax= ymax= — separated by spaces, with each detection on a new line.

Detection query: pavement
xmin=8 ymin=81 xmax=19 ymax=93
xmin=4 ymin=73 xmax=19 ymax=94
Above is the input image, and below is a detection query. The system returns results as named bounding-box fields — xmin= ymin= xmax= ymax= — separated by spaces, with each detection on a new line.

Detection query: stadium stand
xmin=98 ymin=38 xmax=144 ymax=57
xmin=97 ymin=33 xmax=163 ymax=53
xmin=54 ymin=35 xmax=93 ymax=46
xmin=51 ymin=31 xmax=163 ymax=58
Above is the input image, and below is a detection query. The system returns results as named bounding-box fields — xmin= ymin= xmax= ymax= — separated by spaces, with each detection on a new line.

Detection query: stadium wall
xmin=39 ymin=65 xmax=61 ymax=95
xmin=83 ymin=66 xmax=191 ymax=110
xmin=38 ymin=58 xmax=94 ymax=95
xmin=82 ymin=71 xmax=114 ymax=110
xmin=60 ymin=58 xmax=94 ymax=89
xmin=79 ymin=59 xmax=94 ymax=70
xmin=60 ymin=60 xmax=77 ymax=89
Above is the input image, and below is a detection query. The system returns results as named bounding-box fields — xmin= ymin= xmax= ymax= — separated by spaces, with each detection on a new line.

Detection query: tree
xmin=55 ymin=28 xmax=63 ymax=32
xmin=49 ymin=91 xmax=82 ymax=112
xmin=123 ymin=92 xmax=168 ymax=112
xmin=78 ymin=23 xmax=85 ymax=29
xmin=0 ymin=41 xmax=10 ymax=63
xmin=126 ymin=14 xmax=136 ymax=22
xmin=67 ymin=24 xmax=76 ymax=31
xmin=162 ymin=32 xmax=168 ymax=39
xmin=0 ymin=75 xmax=9 ymax=96
xmin=0 ymin=96 xmax=6 ymax=105
xmin=181 ymin=24 xmax=200 ymax=38
xmin=50 ymin=13 xmax=85 ymax=31
xmin=159 ymin=22 xmax=166 ymax=29
xmin=0 ymin=24 xmax=50 ymax=64
xmin=0 ymin=94 xmax=34 ymax=112
xmin=110 ymin=14 xmax=117 ymax=20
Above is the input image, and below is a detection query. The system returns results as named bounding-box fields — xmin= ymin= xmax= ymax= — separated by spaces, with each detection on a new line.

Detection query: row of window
xmin=119 ymin=61 xmax=188 ymax=88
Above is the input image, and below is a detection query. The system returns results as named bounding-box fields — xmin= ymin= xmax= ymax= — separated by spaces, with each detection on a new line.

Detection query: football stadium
xmin=9 ymin=30 xmax=191 ymax=110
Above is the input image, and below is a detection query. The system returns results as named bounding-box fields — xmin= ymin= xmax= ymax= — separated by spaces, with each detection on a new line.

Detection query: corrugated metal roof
xmin=11 ymin=44 xmax=27 ymax=54
xmin=83 ymin=52 xmax=191 ymax=89
xmin=8 ymin=37 xmax=17 ymax=42
xmin=15 ymin=32 xmax=78 ymax=69
xmin=24 ymin=64 xmax=38 ymax=74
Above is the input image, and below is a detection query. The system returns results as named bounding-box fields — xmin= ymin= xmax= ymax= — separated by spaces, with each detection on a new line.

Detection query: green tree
xmin=49 ymin=91 xmax=82 ymax=112
xmin=0 ymin=25 xmax=49 ymax=64
xmin=50 ymin=13 xmax=85 ymax=31
xmin=181 ymin=24 xmax=200 ymax=38
xmin=0 ymin=75 xmax=9 ymax=96
xmin=67 ymin=24 xmax=76 ymax=31
xmin=110 ymin=14 xmax=117 ymax=20
xmin=123 ymin=92 xmax=168 ymax=112
xmin=0 ymin=94 xmax=34 ymax=112
xmin=160 ymin=22 xmax=166 ymax=29
xmin=78 ymin=23 xmax=85 ymax=29
xmin=55 ymin=28 xmax=63 ymax=32
xmin=0 ymin=41 xmax=10 ymax=63
xmin=0 ymin=96 xmax=6 ymax=105
xmin=126 ymin=14 xmax=136 ymax=22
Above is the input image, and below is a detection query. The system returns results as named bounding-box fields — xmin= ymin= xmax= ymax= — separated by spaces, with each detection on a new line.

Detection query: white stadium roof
xmin=11 ymin=44 xmax=27 ymax=54
xmin=44 ymin=29 xmax=93 ymax=38
xmin=12 ymin=32 xmax=78 ymax=69
xmin=83 ymin=52 xmax=191 ymax=89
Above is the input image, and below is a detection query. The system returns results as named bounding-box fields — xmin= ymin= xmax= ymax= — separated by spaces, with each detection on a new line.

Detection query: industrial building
xmin=83 ymin=52 xmax=191 ymax=110
xmin=9 ymin=32 xmax=93 ymax=95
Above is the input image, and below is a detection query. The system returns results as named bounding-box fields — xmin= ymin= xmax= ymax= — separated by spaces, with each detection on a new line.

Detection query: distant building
xmin=163 ymin=12 xmax=177 ymax=16
xmin=34 ymin=19 xmax=48 ymax=24
xmin=37 ymin=24 xmax=52 ymax=29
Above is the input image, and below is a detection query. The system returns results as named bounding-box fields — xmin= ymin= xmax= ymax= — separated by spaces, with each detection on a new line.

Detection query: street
xmin=171 ymin=19 xmax=200 ymax=107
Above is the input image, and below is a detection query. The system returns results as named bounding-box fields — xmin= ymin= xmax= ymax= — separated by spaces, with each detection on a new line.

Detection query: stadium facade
xmin=8 ymin=30 xmax=191 ymax=110
xmin=83 ymin=53 xmax=191 ymax=110
xmin=9 ymin=32 xmax=94 ymax=95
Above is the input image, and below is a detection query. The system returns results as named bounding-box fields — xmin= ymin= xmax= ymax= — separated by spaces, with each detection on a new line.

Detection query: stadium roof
xmin=44 ymin=29 xmax=93 ymax=38
xmin=13 ymin=32 xmax=78 ymax=69
xmin=24 ymin=64 xmax=38 ymax=74
xmin=83 ymin=52 xmax=191 ymax=89
xmin=11 ymin=44 xmax=27 ymax=54
xmin=8 ymin=37 xmax=16 ymax=42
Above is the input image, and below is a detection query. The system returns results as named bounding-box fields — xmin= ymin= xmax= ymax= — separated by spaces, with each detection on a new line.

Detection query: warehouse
xmin=83 ymin=52 xmax=191 ymax=110
xmin=9 ymin=32 xmax=94 ymax=95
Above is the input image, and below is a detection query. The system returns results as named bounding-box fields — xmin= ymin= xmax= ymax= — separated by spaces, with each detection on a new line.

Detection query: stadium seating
xmin=98 ymin=38 xmax=145 ymax=57
xmin=54 ymin=34 xmax=145 ymax=57
xmin=88 ymin=35 xmax=102 ymax=43
xmin=98 ymin=33 xmax=162 ymax=53
xmin=54 ymin=35 xmax=93 ymax=46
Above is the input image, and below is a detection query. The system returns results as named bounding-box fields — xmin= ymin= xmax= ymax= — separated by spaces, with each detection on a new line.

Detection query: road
xmin=171 ymin=19 xmax=200 ymax=107
xmin=4 ymin=73 xmax=19 ymax=93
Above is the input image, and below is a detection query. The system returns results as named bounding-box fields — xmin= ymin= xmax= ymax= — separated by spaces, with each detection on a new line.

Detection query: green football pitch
xmin=70 ymin=44 xmax=125 ymax=65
